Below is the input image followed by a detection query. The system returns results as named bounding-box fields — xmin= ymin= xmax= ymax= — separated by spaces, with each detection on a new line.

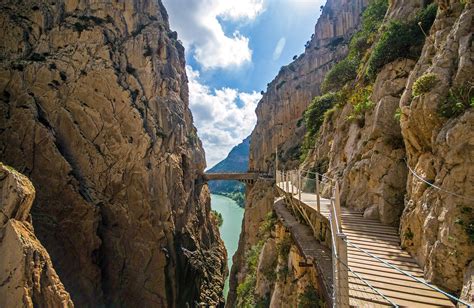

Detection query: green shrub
xmin=394 ymin=107 xmax=402 ymax=121
xmin=347 ymin=86 xmax=374 ymax=122
xmin=366 ymin=4 xmax=437 ymax=79
xmin=259 ymin=211 xmax=277 ymax=236
xmin=236 ymin=274 xmax=257 ymax=307
xmin=321 ymin=58 xmax=358 ymax=93
xmin=348 ymin=0 xmax=388 ymax=59
xmin=438 ymin=84 xmax=473 ymax=118
xmin=321 ymin=0 xmax=388 ymax=94
xmin=455 ymin=218 xmax=474 ymax=243
xmin=404 ymin=229 xmax=414 ymax=240
xmin=210 ymin=210 xmax=223 ymax=227
xmin=237 ymin=240 xmax=265 ymax=306
xmin=304 ymin=92 xmax=340 ymax=137
xmin=300 ymin=93 xmax=340 ymax=161
xmin=412 ymin=73 xmax=438 ymax=96
xmin=298 ymin=286 xmax=323 ymax=308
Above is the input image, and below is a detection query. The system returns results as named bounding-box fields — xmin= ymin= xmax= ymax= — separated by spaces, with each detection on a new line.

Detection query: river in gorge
xmin=210 ymin=194 xmax=245 ymax=298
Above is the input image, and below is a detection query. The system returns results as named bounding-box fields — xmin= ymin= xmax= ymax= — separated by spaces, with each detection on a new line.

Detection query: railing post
xmin=316 ymin=174 xmax=321 ymax=213
xmin=275 ymin=148 xmax=278 ymax=179
xmin=290 ymin=170 xmax=294 ymax=196
xmin=285 ymin=171 xmax=289 ymax=192
xmin=337 ymin=234 xmax=349 ymax=307
xmin=329 ymin=211 xmax=338 ymax=307
xmin=298 ymin=170 xmax=302 ymax=202
xmin=334 ymin=182 xmax=342 ymax=232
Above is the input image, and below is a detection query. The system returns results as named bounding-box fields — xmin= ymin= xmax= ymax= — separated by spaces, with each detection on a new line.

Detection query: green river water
xmin=210 ymin=194 xmax=244 ymax=298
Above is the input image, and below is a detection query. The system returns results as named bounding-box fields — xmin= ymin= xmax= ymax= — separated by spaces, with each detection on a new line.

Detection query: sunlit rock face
xmin=248 ymin=0 xmax=473 ymax=301
xmin=399 ymin=1 xmax=474 ymax=296
xmin=0 ymin=163 xmax=73 ymax=307
xmin=249 ymin=0 xmax=367 ymax=173
xmin=0 ymin=0 xmax=226 ymax=306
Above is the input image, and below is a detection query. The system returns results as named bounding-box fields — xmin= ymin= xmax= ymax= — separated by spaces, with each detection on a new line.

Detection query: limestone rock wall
xmin=0 ymin=163 xmax=73 ymax=308
xmin=303 ymin=59 xmax=414 ymax=225
xmin=227 ymin=180 xmax=274 ymax=307
xmin=0 ymin=1 xmax=225 ymax=306
xmin=249 ymin=0 xmax=367 ymax=172
xmin=247 ymin=0 xmax=472 ymax=301
xmin=399 ymin=1 xmax=474 ymax=296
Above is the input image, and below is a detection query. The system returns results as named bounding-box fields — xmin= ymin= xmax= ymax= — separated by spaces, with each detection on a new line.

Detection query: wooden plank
xmin=348 ymin=260 xmax=424 ymax=276
xmin=348 ymin=257 xmax=423 ymax=273
xmin=276 ymin=180 xmax=454 ymax=306
xmin=349 ymin=279 xmax=454 ymax=301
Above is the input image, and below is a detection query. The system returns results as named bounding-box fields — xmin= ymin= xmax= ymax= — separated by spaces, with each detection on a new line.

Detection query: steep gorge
xmin=231 ymin=0 xmax=473 ymax=305
xmin=0 ymin=0 xmax=225 ymax=306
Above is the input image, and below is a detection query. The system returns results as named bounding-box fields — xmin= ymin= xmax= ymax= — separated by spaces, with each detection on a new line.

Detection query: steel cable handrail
xmin=337 ymin=257 xmax=399 ymax=307
xmin=404 ymin=159 xmax=474 ymax=202
xmin=328 ymin=213 xmax=339 ymax=306
xmin=300 ymin=168 xmax=337 ymax=182
xmin=344 ymin=239 xmax=472 ymax=307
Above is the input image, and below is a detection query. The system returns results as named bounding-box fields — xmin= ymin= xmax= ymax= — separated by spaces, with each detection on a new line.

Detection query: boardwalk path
xmin=276 ymin=181 xmax=455 ymax=307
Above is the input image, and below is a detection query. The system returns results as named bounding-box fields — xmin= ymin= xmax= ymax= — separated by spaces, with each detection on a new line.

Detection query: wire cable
xmin=405 ymin=159 xmax=474 ymax=202
xmin=344 ymin=239 xmax=471 ymax=307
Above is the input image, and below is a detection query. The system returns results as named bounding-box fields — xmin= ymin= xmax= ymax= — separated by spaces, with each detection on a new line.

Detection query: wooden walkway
xmin=276 ymin=181 xmax=456 ymax=307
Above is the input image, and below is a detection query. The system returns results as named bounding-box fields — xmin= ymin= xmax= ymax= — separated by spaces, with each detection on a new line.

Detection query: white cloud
xmin=163 ymin=0 xmax=265 ymax=69
xmin=272 ymin=37 xmax=286 ymax=60
xmin=186 ymin=66 xmax=261 ymax=168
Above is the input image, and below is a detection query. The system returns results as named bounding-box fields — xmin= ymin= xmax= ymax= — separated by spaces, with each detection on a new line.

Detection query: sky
xmin=162 ymin=0 xmax=325 ymax=168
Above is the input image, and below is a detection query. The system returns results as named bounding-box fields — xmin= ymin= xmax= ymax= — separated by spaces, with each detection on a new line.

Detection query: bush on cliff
xmin=438 ymin=83 xmax=474 ymax=118
xmin=300 ymin=93 xmax=340 ymax=161
xmin=412 ymin=73 xmax=438 ymax=96
xmin=321 ymin=58 xmax=358 ymax=93
xmin=304 ymin=93 xmax=340 ymax=137
xmin=321 ymin=0 xmax=388 ymax=93
xmin=366 ymin=3 xmax=437 ymax=79
xmin=348 ymin=0 xmax=388 ymax=58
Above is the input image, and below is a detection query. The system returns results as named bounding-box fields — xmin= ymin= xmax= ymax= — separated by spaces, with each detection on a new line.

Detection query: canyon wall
xmin=0 ymin=163 xmax=73 ymax=307
xmin=249 ymin=0 xmax=367 ymax=172
xmin=0 ymin=0 xmax=225 ymax=306
xmin=399 ymin=0 xmax=474 ymax=296
xmin=304 ymin=0 xmax=473 ymax=295
xmin=240 ymin=0 xmax=472 ymax=303
xmin=232 ymin=0 xmax=368 ymax=304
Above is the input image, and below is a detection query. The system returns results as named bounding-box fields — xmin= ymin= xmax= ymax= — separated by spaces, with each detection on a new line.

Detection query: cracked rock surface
xmin=0 ymin=163 xmax=73 ymax=308
xmin=0 ymin=0 xmax=226 ymax=306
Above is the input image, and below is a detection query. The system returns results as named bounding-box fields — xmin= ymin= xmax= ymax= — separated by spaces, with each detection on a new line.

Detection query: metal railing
xmin=276 ymin=168 xmax=471 ymax=307
xmin=277 ymin=169 xmax=350 ymax=307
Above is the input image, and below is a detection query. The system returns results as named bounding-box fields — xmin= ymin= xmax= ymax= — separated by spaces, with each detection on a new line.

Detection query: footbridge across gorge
xmin=202 ymin=172 xmax=269 ymax=184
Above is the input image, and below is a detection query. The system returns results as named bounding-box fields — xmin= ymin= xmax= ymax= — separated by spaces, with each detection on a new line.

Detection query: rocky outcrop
xmin=399 ymin=1 xmax=474 ymax=295
xmin=0 ymin=1 xmax=225 ymax=306
xmin=303 ymin=59 xmax=413 ymax=225
xmin=227 ymin=180 xmax=274 ymax=307
xmin=0 ymin=163 xmax=73 ymax=307
xmin=249 ymin=0 xmax=367 ymax=172
xmin=245 ymin=0 xmax=472 ymax=302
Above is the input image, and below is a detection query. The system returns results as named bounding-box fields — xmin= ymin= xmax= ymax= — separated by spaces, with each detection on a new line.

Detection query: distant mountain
xmin=207 ymin=136 xmax=250 ymax=207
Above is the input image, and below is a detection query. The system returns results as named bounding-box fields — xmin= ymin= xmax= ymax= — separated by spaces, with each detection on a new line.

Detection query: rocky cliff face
xmin=227 ymin=180 xmax=274 ymax=307
xmin=0 ymin=163 xmax=73 ymax=307
xmin=399 ymin=0 xmax=474 ymax=297
xmin=243 ymin=0 xmax=472 ymax=303
xmin=249 ymin=0 xmax=367 ymax=172
xmin=0 ymin=0 xmax=225 ymax=306
xmin=304 ymin=0 xmax=473 ymax=296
